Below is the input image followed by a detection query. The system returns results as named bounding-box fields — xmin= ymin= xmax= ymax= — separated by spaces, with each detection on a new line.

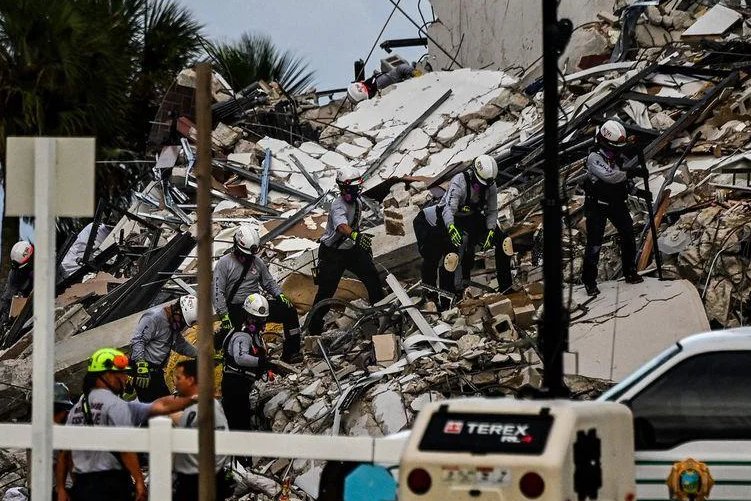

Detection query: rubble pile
xmin=7 ymin=0 xmax=751 ymax=497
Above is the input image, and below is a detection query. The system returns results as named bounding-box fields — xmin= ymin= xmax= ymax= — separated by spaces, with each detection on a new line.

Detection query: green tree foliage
xmin=206 ymin=33 xmax=316 ymax=95
xmin=0 ymin=0 xmax=203 ymax=271
xmin=0 ymin=0 xmax=203 ymax=158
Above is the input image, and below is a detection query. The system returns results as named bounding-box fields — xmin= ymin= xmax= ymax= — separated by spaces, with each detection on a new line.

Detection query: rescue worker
xmin=413 ymin=155 xmax=513 ymax=302
xmin=59 ymin=222 xmax=112 ymax=279
xmin=130 ymin=295 xmax=199 ymax=402
xmin=51 ymin=383 xmax=75 ymax=500
xmin=308 ymin=166 xmax=385 ymax=336
xmin=213 ymin=224 xmax=301 ymax=362
xmin=171 ymin=359 xmax=232 ymax=501
xmin=347 ymin=63 xmax=420 ymax=102
xmin=221 ymin=294 xmax=270 ymax=432
xmin=581 ymin=119 xmax=644 ymax=296
xmin=0 ymin=241 xmax=34 ymax=324
xmin=56 ymin=348 xmax=196 ymax=501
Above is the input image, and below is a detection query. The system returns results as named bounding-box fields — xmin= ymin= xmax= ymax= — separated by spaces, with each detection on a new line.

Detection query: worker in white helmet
xmin=213 ymin=223 xmax=302 ymax=362
xmin=413 ymin=155 xmax=513 ymax=307
xmin=581 ymin=119 xmax=644 ymax=296
xmin=130 ymin=295 xmax=199 ymax=402
xmin=0 ymin=240 xmax=34 ymax=324
xmin=347 ymin=63 xmax=422 ymax=103
xmin=308 ymin=165 xmax=385 ymax=335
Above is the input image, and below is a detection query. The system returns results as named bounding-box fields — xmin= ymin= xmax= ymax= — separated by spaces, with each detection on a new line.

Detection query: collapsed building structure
xmin=3 ymin=0 xmax=751 ymax=498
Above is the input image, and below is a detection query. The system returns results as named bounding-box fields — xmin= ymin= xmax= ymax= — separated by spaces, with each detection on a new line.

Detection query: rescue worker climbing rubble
xmin=308 ymin=166 xmax=385 ymax=336
xmin=347 ymin=62 xmax=421 ymax=102
xmin=0 ymin=240 xmax=34 ymax=324
xmin=221 ymin=293 xmax=270 ymax=433
xmin=129 ymin=295 xmax=199 ymax=402
xmin=213 ymin=223 xmax=301 ymax=362
xmin=581 ymin=119 xmax=644 ymax=296
xmin=56 ymin=348 xmax=197 ymax=501
xmin=413 ymin=155 xmax=513 ymax=306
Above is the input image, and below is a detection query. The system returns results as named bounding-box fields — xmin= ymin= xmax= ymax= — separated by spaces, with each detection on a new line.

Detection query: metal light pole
xmin=540 ymin=0 xmax=570 ymax=397
xmin=196 ymin=62 xmax=216 ymax=501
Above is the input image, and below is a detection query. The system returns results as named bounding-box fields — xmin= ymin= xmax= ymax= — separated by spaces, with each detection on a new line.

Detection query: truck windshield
xmin=598 ymin=343 xmax=682 ymax=402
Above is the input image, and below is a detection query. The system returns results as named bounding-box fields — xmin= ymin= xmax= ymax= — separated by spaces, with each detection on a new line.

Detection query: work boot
xmin=624 ymin=272 xmax=644 ymax=284
xmin=584 ymin=283 xmax=600 ymax=297
xmin=377 ymin=314 xmax=390 ymax=334
xmin=281 ymin=330 xmax=302 ymax=363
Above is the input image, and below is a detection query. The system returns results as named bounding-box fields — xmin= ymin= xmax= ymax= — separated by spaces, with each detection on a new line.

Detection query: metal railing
xmin=0 ymin=419 xmax=407 ymax=499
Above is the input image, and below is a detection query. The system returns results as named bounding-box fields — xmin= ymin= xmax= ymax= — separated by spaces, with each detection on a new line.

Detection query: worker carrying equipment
xmin=221 ymin=294 xmax=271 ymax=432
xmin=0 ymin=240 xmax=34 ymax=324
xmin=59 ymin=348 xmax=197 ymax=501
xmin=581 ymin=119 xmax=643 ymax=297
xmin=347 ymin=62 xmax=421 ymax=103
xmin=413 ymin=155 xmax=513 ymax=309
xmin=308 ymin=165 xmax=385 ymax=336
xmin=129 ymin=295 xmax=199 ymax=402
xmin=213 ymin=223 xmax=301 ymax=362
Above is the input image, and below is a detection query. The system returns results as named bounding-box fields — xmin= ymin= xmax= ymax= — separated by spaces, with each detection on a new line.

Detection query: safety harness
xmin=222 ymin=328 xmax=265 ymax=378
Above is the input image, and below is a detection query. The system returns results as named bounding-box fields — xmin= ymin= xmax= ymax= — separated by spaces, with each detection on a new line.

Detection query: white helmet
xmin=234 ymin=224 xmax=260 ymax=255
xmin=10 ymin=241 xmax=33 ymax=268
xmin=336 ymin=165 xmax=364 ymax=187
xmin=179 ymin=295 xmax=199 ymax=327
xmin=347 ymin=82 xmax=369 ymax=103
xmin=597 ymin=119 xmax=627 ymax=149
xmin=472 ymin=155 xmax=498 ymax=185
xmin=242 ymin=293 xmax=269 ymax=318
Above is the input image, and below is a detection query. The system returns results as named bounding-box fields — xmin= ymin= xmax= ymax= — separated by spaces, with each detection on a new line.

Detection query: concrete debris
xmin=9 ymin=2 xmax=751 ymax=494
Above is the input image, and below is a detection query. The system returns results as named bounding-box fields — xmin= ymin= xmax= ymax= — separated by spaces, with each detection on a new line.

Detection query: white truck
xmin=325 ymin=329 xmax=751 ymax=500
xmin=598 ymin=328 xmax=751 ymax=500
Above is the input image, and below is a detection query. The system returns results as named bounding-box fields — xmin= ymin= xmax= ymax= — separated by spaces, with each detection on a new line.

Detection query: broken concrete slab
xmin=568 ymin=278 xmax=710 ymax=381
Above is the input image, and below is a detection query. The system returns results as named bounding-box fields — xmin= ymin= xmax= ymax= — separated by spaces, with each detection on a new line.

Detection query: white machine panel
xmin=400 ymin=398 xmax=636 ymax=501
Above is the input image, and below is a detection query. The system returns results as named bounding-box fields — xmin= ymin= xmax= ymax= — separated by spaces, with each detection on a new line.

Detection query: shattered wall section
xmin=426 ymin=0 xmax=614 ymax=74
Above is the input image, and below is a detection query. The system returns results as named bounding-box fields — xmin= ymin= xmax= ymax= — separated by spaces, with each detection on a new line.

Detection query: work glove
xmin=220 ymin=313 xmax=233 ymax=332
xmin=134 ymin=360 xmax=151 ymax=389
xmin=350 ymin=231 xmax=373 ymax=252
xmin=447 ymin=223 xmax=462 ymax=247
xmin=482 ymin=229 xmax=496 ymax=251
xmin=278 ymin=293 xmax=293 ymax=308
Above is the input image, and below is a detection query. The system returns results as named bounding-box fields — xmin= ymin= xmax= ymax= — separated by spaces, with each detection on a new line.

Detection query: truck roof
xmin=677 ymin=327 xmax=751 ymax=353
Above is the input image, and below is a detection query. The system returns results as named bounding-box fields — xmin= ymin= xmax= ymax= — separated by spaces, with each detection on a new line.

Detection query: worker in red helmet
xmin=0 ymin=241 xmax=34 ymax=324
xmin=582 ymin=119 xmax=644 ymax=296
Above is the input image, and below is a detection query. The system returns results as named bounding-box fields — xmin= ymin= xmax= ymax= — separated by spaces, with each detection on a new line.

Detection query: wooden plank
xmin=638 ymin=189 xmax=672 ymax=271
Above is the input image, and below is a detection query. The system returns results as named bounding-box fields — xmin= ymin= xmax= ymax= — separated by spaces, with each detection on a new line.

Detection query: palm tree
xmin=0 ymin=0 xmax=204 ymax=273
xmin=206 ymin=33 xmax=316 ymax=95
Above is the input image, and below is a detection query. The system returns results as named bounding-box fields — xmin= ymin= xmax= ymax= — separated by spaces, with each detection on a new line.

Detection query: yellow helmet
xmin=87 ymin=348 xmax=131 ymax=373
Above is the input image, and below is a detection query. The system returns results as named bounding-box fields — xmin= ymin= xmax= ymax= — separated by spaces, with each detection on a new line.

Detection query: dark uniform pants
xmin=174 ymin=470 xmax=232 ymax=501
xmin=227 ymin=298 xmax=301 ymax=360
xmin=454 ymin=214 xmax=512 ymax=293
xmin=221 ymin=372 xmax=254 ymax=432
xmin=70 ymin=469 xmax=133 ymax=501
xmin=134 ymin=366 xmax=169 ymax=403
xmin=581 ymin=198 xmax=637 ymax=286
xmin=308 ymin=243 xmax=385 ymax=336
xmin=413 ymin=211 xmax=455 ymax=295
